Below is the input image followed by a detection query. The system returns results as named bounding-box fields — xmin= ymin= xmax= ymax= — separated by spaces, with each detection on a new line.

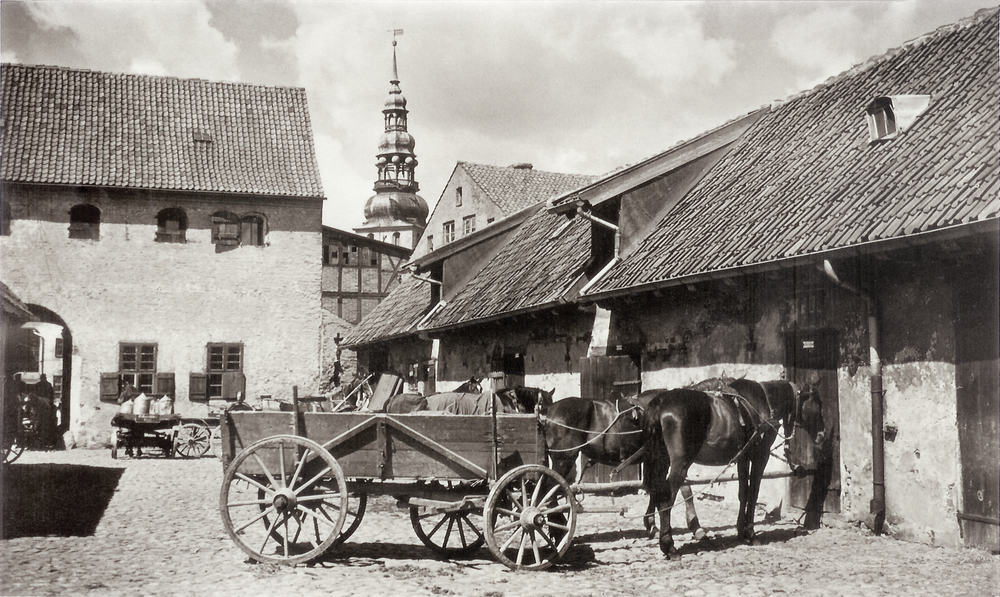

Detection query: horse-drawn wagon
xmin=218 ymin=389 xmax=578 ymax=570
xmin=217 ymin=377 xmax=824 ymax=569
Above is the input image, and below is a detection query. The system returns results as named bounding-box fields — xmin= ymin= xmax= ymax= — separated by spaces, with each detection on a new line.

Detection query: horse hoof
xmin=648 ymin=526 xmax=659 ymax=540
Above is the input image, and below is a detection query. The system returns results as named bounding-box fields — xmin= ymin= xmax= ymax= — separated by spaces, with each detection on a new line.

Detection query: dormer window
xmin=866 ymin=95 xmax=931 ymax=143
xmin=193 ymin=130 xmax=213 ymax=143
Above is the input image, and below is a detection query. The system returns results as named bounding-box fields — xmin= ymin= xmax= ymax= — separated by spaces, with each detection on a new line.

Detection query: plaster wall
xmin=1 ymin=212 xmax=322 ymax=447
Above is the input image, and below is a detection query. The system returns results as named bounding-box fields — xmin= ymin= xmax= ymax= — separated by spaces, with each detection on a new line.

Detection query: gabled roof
xmin=589 ymin=7 xmax=999 ymax=297
xmin=1 ymin=63 xmax=325 ymax=198
xmin=342 ymin=275 xmax=432 ymax=348
xmin=459 ymin=162 xmax=596 ymax=215
xmin=423 ymin=204 xmax=592 ymax=331
xmin=322 ymin=226 xmax=412 ymax=260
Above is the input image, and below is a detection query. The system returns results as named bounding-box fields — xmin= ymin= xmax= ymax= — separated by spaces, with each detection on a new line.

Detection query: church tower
xmin=353 ymin=35 xmax=428 ymax=249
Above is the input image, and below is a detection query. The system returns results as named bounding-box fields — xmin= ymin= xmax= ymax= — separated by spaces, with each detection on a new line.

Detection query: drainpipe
xmin=821 ymin=259 xmax=885 ymax=535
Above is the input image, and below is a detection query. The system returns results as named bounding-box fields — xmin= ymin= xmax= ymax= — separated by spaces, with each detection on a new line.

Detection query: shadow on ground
xmin=2 ymin=462 xmax=124 ymax=538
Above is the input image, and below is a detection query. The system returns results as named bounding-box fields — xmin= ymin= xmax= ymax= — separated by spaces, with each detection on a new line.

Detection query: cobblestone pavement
xmin=2 ymin=449 xmax=997 ymax=597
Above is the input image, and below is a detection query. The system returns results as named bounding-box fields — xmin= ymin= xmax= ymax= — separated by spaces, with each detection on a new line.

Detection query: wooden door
xmin=578 ymin=355 xmax=642 ymax=483
xmin=785 ymin=329 xmax=841 ymax=516
xmin=954 ymin=262 xmax=999 ymax=551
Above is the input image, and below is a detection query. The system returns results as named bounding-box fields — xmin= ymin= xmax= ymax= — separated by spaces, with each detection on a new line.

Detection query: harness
xmin=542 ymin=398 xmax=642 ymax=454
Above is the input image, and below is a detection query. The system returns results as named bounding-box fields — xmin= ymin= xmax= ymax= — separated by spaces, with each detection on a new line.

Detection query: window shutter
xmin=189 ymin=373 xmax=208 ymax=402
xmin=155 ymin=372 xmax=175 ymax=398
xmin=100 ymin=373 xmax=119 ymax=403
xmin=222 ymin=372 xmax=246 ymax=401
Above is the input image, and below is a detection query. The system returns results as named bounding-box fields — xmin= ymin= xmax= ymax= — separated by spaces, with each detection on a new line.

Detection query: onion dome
xmin=363 ymin=190 xmax=429 ymax=225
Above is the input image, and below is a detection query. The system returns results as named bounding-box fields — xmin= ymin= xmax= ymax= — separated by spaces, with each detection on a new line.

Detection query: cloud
xmin=21 ymin=1 xmax=240 ymax=81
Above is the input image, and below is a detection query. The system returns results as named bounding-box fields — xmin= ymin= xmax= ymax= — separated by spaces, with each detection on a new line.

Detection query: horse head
xmin=455 ymin=376 xmax=483 ymax=394
xmin=785 ymin=380 xmax=827 ymax=473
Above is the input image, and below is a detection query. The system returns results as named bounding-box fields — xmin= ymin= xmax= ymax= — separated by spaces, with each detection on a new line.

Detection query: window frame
xmin=462 ymin=215 xmax=476 ymax=236
xmin=455 ymin=186 xmax=463 ymax=207
xmin=155 ymin=207 xmax=188 ymax=243
xmin=206 ymin=343 xmax=244 ymax=400
xmin=442 ymin=221 xmax=455 ymax=244
xmin=119 ymin=342 xmax=157 ymax=394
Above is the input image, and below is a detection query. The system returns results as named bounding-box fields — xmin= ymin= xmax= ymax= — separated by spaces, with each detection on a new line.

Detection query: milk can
xmin=158 ymin=395 xmax=174 ymax=415
xmin=117 ymin=399 xmax=134 ymax=415
xmin=133 ymin=394 xmax=152 ymax=415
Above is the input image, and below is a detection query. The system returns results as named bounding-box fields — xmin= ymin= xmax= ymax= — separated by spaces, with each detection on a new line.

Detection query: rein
xmin=542 ymin=402 xmax=641 ymax=454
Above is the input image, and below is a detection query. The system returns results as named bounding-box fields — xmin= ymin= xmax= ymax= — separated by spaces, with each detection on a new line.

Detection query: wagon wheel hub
xmin=272 ymin=488 xmax=297 ymax=512
xmin=520 ymin=506 xmax=546 ymax=530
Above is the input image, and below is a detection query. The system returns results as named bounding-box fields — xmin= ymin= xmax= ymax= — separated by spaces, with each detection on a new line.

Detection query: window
xmin=54 ymin=337 xmax=64 ymax=358
xmin=427 ymin=235 xmax=434 ymax=251
xmin=866 ymin=97 xmax=896 ymax=141
xmin=155 ymin=208 xmax=187 ymax=243
xmin=69 ymin=204 xmax=100 ymax=240
xmin=442 ymin=221 xmax=455 ymax=244
xmin=392 ymin=232 xmax=400 ymax=246
xmin=866 ymin=95 xmax=931 ymax=143
xmin=463 ymin=215 xmax=476 ymax=236
xmin=240 ymin=214 xmax=265 ymax=246
xmin=120 ymin=343 xmax=157 ymax=394
xmin=212 ymin=211 xmax=240 ymax=246
xmin=487 ymin=218 xmax=495 ymax=225
xmin=341 ymin=245 xmax=357 ymax=265
xmin=455 ymin=186 xmax=463 ymax=206
xmin=207 ymin=343 xmax=243 ymax=399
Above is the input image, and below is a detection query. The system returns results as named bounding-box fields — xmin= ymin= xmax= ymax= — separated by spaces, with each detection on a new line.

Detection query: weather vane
xmin=389 ymin=28 xmax=404 ymax=46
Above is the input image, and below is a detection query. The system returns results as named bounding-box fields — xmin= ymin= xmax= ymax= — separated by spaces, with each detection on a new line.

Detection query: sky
xmin=0 ymin=0 xmax=992 ymax=231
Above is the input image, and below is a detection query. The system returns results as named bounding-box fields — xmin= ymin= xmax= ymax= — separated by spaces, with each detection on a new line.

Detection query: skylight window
xmin=866 ymin=95 xmax=931 ymax=143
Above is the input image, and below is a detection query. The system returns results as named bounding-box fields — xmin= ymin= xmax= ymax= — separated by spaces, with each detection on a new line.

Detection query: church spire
xmin=355 ymin=30 xmax=428 ymax=249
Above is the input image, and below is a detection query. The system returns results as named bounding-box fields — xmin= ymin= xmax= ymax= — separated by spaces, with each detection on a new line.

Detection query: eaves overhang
xmin=417 ymin=296 xmax=580 ymax=337
xmin=579 ymin=218 xmax=999 ymax=303
xmin=547 ymin=109 xmax=767 ymax=214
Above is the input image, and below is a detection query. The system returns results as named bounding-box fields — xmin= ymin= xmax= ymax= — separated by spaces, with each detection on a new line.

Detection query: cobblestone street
xmin=2 ymin=449 xmax=997 ymax=597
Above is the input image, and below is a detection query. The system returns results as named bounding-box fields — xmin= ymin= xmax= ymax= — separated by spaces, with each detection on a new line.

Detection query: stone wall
xmin=1 ymin=184 xmax=323 ymax=447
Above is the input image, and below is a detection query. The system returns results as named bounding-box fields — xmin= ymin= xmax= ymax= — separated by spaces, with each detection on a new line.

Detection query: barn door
xmin=578 ymin=355 xmax=642 ymax=483
xmin=954 ymin=259 xmax=999 ymax=552
xmin=785 ymin=328 xmax=841 ymax=517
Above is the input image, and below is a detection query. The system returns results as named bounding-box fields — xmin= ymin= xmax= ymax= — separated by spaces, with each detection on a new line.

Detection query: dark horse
xmin=542 ymin=394 xmax=705 ymax=539
xmin=384 ymin=385 xmax=553 ymax=415
xmin=642 ymin=377 xmax=824 ymax=556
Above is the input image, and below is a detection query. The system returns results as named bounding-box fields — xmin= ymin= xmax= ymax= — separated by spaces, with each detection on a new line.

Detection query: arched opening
xmin=4 ymin=304 xmax=73 ymax=450
xmin=155 ymin=207 xmax=187 ymax=243
xmin=69 ymin=204 xmax=100 ymax=241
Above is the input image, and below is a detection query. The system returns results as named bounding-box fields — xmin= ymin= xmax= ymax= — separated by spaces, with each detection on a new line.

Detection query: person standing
xmin=33 ymin=374 xmax=55 ymax=449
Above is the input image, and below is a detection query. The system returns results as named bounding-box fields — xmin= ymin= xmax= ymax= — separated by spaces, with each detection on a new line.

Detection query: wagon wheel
xmin=484 ymin=464 xmax=577 ymax=571
xmin=410 ymin=503 xmax=486 ymax=556
xmin=175 ymin=423 xmax=211 ymax=458
xmin=220 ymin=435 xmax=348 ymax=565
xmin=110 ymin=429 xmax=118 ymax=460
xmin=256 ymin=488 xmax=366 ymax=549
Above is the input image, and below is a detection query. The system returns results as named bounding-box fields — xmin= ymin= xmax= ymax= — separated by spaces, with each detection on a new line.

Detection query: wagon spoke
xmin=537 ymin=484 xmax=560 ymax=508
xmin=294 ymin=466 xmax=334 ymax=497
xmin=534 ymin=527 xmax=556 ymax=549
xmin=295 ymin=504 xmax=344 ymax=531
xmin=235 ymin=472 xmax=274 ymax=496
xmin=501 ymin=526 xmax=522 ymax=553
xmin=233 ymin=505 xmax=277 ymax=535
xmin=251 ymin=453 xmax=281 ymax=490
xmin=538 ymin=502 xmax=573 ymax=517
xmin=258 ymin=512 xmax=283 ymax=555
xmin=516 ymin=531 xmax=528 ymax=566
xmin=228 ymin=497 xmax=273 ymax=507
xmin=297 ymin=492 xmax=344 ymax=502
xmin=530 ymin=531 xmax=542 ymax=563
xmin=288 ymin=447 xmax=312 ymax=491
xmin=278 ymin=440 xmax=287 ymax=488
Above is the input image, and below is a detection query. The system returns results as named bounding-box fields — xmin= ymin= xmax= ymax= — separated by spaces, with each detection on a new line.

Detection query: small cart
xmin=110 ymin=412 xmax=181 ymax=458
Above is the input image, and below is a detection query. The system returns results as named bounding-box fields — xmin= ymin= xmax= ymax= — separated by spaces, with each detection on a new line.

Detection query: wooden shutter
xmin=189 ymin=372 xmax=208 ymax=402
xmin=221 ymin=372 xmax=246 ymax=401
xmin=100 ymin=373 xmax=119 ymax=403
xmin=155 ymin=372 xmax=176 ymax=398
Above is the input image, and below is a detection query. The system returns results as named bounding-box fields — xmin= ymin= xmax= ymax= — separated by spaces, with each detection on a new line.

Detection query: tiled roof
xmin=425 ymin=204 xmax=592 ymax=330
xmin=460 ymin=162 xmax=597 ymax=215
xmin=342 ymin=275 xmax=432 ymax=347
xmin=1 ymin=64 xmax=324 ymax=197
xmin=590 ymin=7 xmax=999 ymax=296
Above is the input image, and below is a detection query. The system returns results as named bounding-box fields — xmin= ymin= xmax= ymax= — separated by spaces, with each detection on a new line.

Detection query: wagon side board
xmin=220 ymin=411 xmax=543 ymax=482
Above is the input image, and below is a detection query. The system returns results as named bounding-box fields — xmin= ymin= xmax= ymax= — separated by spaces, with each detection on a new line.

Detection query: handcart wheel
xmin=110 ymin=429 xmax=118 ymax=460
xmin=484 ymin=464 xmax=577 ymax=571
xmin=410 ymin=504 xmax=486 ymax=556
xmin=220 ymin=435 xmax=348 ymax=565
xmin=175 ymin=423 xmax=211 ymax=458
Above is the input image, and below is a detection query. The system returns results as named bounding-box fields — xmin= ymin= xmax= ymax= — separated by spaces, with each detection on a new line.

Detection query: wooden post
xmin=291 ymin=386 xmax=301 ymax=437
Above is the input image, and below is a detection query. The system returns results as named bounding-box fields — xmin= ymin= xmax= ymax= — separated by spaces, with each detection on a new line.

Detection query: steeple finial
xmin=390 ymin=28 xmax=403 ymax=83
